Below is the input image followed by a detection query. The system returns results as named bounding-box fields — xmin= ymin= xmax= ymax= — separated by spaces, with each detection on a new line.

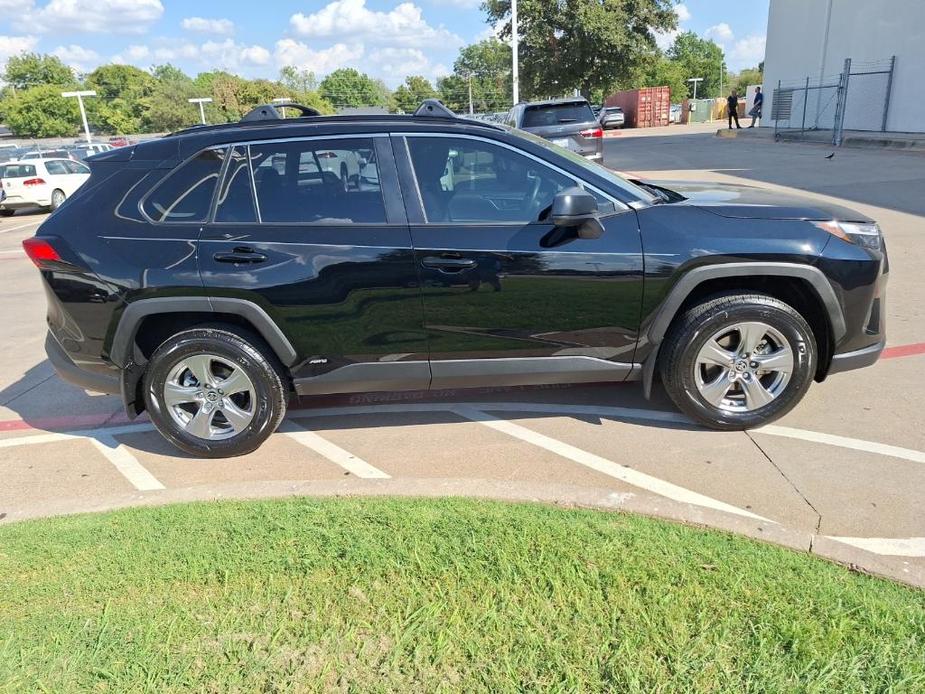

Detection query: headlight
xmin=813 ymin=220 xmax=883 ymax=251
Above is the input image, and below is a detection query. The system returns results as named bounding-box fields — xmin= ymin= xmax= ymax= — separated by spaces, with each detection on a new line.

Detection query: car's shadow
xmin=0 ymin=361 xmax=698 ymax=457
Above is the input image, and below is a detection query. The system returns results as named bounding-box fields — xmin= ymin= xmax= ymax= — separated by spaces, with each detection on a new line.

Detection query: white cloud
xmin=368 ymin=47 xmax=448 ymax=84
xmin=654 ymin=2 xmax=691 ymax=52
xmin=181 ymin=17 xmax=234 ymax=36
xmin=290 ymin=0 xmax=461 ymax=47
xmin=16 ymin=0 xmax=164 ymax=34
xmin=200 ymin=39 xmax=270 ymax=68
xmin=0 ymin=0 xmax=33 ymax=11
xmin=430 ymin=0 xmax=480 ymax=8
xmin=274 ymin=39 xmax=365 ymax=75
xmin=705 ymin=22 xmax=734 ymax=43
xmin=729 ymin=34 xmax=765 ymax=70
xmin=52 ymin=43 xmax=100 ymax=72
xmin=0 ymin=34 xmax=38 ymax=73
xmin=674 ymin=3 xmax=691 ymax=22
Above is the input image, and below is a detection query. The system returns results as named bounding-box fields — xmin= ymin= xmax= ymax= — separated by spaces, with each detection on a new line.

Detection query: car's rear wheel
xmin=50 ymin=189 xmax=66 ymax=211
xmin=0 ymin=209 xmax=15 ymax=217
xmin=659 ymin=293 xmax=816 ymax=430
xmin=143 ymin=328 xmax=287 ymax=457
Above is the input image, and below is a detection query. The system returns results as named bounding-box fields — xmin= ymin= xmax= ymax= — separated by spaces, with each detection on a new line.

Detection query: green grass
xmin=1 ymin=498 xmax=923 ymax=692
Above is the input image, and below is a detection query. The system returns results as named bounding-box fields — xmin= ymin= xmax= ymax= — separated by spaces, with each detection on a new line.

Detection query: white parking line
xmin=0 ymin=218 xmax=46 ymax=234
xmin=755 ymin=425 xmax=925 ymax=465
xmin=90 ymin=433 xmax=165 ymax=491
xmin=279 ymin=421 xmax=390 ymax=479
xmin=827 ymin=536 xmax=925 ymax=557
xmin=450 ymin=404 xmax=772 ymax=522
xmin=0 ymin=249 xmax=23 ymax=257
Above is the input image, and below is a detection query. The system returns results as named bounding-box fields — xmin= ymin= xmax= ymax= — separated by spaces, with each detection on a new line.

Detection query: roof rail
xmin=413 ymin=99 xmax=456 ymax=119
xmin=241 ymin=103 xmax=322 ymax=122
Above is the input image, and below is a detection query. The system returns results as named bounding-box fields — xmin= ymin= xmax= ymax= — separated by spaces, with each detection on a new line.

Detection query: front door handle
xmin=213 ymin=246 xmax=268 ymax=265
xmin=421 ymin=256 xmax=477 ymax=272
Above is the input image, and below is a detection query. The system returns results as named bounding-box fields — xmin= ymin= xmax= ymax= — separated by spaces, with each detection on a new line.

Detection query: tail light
xmin=579 ymin=127 xmax=603 ymax=139
xmin=22 ymin=237 xmax=62 ymax=267
xmin=23 ymin=177 xmax=47 ymax=186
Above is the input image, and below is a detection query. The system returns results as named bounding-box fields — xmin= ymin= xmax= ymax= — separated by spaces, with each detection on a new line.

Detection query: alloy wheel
xmin=162 ymin=354 xmax=256 ymax=440
xmin=693 ymin=321 xmax=794 ymax=413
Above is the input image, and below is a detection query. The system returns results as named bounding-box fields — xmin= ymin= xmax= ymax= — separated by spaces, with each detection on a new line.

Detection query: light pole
xmin=61 ymin=90 xmax=97 ymax=143
xmin=511 ymin=0 xmax=519 ymax=105
xmin=687 ymin=77 xmax=703 ymax=101
xmin=188 ymin=97 xmax=213 ymax=125
xmin=273 ymin=97 xmax=292 ymax=118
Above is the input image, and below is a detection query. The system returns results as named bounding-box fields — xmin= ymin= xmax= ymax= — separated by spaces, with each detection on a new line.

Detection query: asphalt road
xmin=2 ymin=128 xmax=923 ymax=586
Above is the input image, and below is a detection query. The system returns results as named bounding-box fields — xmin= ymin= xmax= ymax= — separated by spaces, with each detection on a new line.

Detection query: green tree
xmin=393 ymin=75 xmax=437 ymax=113
xmin=86 ymin=64 xmax=155 ymax=134
xmin=144 ymin=65 xmax=198 ymax=132
xmin=279 ymin=66 xmax=317 ymax=93
xmin=319 ymin=68 xmax=387 ymax=109
xmin=3 ymin=84 xmax=80 ymax=137
xmin=667 ymin=32 xmax=726 ymax=98
xmin=637 ymin=55 xmax=688 ymax=102
xmin=2 ymin=53 xmax=75 ymax=90
xmin=482 ymin=0 xmax=675 ymax=100
xmin=732 ymin=66 xmax=763 ymax=94
xmin=439 ymin=39 xmax=512 ymax=113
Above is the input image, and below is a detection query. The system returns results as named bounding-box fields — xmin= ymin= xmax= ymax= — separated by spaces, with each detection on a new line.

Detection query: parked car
xmin=17 ymin=149 xmax=78 ymax=161
xmin=1 ymin=158 xmax=90 ymax=215
xmin=72 ymin=143 xmax=114 ymax=161
xmin=599 ymin=106 xmax=625 ymax=130
xmin=508 ymin=98 xmax=603 ymax=161
xmin=24 ymin=99 xmax=888 ymax=457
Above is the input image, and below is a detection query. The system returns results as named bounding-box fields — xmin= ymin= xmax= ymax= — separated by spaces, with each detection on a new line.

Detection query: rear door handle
xmin=421 ymin=256 xmax=477 ymax=271
xmin=213 ymin=246 xmax=268 ymax=265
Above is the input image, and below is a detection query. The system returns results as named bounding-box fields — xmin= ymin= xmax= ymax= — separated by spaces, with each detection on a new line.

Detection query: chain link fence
xmin=772 ymin=56 xmax=896 ymax=146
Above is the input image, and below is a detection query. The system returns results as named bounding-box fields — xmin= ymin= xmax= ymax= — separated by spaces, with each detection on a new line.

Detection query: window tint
xmin=44 ymin=160 xmax=69 ymax=176
xmin=1 ymin=164 xmax=37 ymax=178
xmin=143 ymin=148 xmax=225 ymax=223
xmin=215 ymin=146 xmax=257 ymax=223
xmin=408 ymin=136 xmax=589 ymax=223
xmin=249 ymin=138 xmax=385 ymax=224
xmin=521 ymin=102 xmax=596 ymax=127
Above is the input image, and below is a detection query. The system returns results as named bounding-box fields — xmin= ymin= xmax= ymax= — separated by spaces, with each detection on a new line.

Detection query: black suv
xmin=25 ymin=100 xmax=887 ymax=457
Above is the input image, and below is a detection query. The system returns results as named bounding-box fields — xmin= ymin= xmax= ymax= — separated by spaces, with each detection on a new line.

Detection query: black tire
xmin=659 ymin=292 xmax=816 ymax=430
xmin=0 ymin=209 xmax=15 ymax=217
xmin=143 ymin=328 xmax=287 ymax=457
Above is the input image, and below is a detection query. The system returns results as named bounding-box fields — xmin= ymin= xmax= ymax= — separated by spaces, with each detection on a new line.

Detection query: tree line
xmin=0 ymin=0 xmax=762 ymax=138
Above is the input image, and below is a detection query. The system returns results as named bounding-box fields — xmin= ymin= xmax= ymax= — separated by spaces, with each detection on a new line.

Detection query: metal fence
xmin=772 ymin=56 xmax=895 ymax=145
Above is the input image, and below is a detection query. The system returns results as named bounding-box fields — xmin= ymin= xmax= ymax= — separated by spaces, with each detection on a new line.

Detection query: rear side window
xmin=215 ymin=146 xmax=257 ymax=224
xmin=249 ymin=138 xmax=385 ymax=224
xmin=1 ymin=164 xmax=36 ymax=178
xmin=143 ymin=148 xmax=225 ymax=223
xmin=44 ymin=160 xmax=69 ymax=175
xmin=521 ymin=102 xmax=595 ymax=127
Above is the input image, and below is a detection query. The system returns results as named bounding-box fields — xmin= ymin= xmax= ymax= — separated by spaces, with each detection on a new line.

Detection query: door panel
xmin=400 ymin=135 xmax=644 ymax=385
xmin=198 ymin=137 xmax=429 ymax=390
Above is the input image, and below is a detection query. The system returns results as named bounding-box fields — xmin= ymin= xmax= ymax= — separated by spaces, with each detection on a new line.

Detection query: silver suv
xmin=508 ymin=98 xmax=603 ymax=161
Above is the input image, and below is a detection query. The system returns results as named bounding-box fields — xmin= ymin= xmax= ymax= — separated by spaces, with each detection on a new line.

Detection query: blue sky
xmin=0 ymin=0 xmax=769 ymax=88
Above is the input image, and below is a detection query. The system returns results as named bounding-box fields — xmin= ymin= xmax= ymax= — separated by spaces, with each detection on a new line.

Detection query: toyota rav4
xmin=24 ymin=100 xmax=888 ymax=457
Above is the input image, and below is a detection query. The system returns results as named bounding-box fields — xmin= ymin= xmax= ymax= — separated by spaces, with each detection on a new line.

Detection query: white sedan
xmin=0 ymin=158 xmax=90 ymax=216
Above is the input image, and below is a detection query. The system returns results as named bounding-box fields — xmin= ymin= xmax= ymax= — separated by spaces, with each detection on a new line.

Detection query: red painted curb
xmin=882 ymin=342 xmax=925 ymax=360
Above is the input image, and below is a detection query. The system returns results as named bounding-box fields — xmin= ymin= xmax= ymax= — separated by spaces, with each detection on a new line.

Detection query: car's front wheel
xmin=659 ymin=293 xmax=816 ymax=430
xmin=143 ymin=328 xmax=287 ymax=457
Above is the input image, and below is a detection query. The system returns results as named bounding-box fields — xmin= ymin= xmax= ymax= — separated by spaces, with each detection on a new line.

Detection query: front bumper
xmin=45 ymin=332 xmax=120 ymax=395
xmin=828 ymin=339 xmax=885 ymax=375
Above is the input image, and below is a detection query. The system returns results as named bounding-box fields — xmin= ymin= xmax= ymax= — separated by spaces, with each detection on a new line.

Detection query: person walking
xmin=727 ymin=90 xmax=741 ymax=129
xmin=748 ymin=86 xmax=763 ymax=127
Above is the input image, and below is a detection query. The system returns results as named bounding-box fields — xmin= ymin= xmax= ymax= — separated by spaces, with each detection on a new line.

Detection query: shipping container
xmin=603 ymin=86 xmax=671 ymax=128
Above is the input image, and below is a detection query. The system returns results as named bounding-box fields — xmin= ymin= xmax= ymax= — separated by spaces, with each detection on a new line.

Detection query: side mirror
xmin=550 ymin=187 xmax=604 ymax=239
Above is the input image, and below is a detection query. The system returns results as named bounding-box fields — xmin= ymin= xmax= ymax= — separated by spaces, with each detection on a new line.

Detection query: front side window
xmin=64 ymin=160 xmax=90 ymax=174
xmin=249 ymin=138 xmax=385 ymax=224
xmin=142 ymin=148 xmax=225 ymax=223
xmin=44 ymin=160 xmax=69 ymax=176
xmin=407 ymin=136 xmax=593 ymax=224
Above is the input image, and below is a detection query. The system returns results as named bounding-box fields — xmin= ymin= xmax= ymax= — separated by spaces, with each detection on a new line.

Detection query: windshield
xmin=503 ymin=125 xmax=657 ymax=204
xmin=522 ymin=102 xmax=596 ymax=127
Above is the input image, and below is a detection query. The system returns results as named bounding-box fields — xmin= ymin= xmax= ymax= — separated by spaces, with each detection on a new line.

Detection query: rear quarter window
xmin=521 ymin=103 xmax=595 ymax=127
xmin=142 ymin=148 xmax=225 ymax=223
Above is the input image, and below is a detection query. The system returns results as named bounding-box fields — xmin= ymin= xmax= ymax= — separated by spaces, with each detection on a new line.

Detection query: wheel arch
xmin=641 ymin=262 xmax=845 ymax=397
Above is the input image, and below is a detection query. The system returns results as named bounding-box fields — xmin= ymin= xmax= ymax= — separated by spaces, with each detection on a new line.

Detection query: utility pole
xmin=61 ymin=90 xmax=97 ymax=143
xmin=188 ymin=97 xmax=213 ymax=125
xmin=511 ymin=0 xmax=519 ymax=105
xmin=467 ymin=74 xmax=474 ymax=115
xmin=273 ymin=97 xmax=292 ymax=118
xmin=719 ymin=62 xmax=724 ymax=98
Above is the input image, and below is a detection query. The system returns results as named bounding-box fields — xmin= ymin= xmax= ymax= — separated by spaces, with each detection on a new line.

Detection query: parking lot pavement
xmin=2 ymin=139 xmax=924 ymax=586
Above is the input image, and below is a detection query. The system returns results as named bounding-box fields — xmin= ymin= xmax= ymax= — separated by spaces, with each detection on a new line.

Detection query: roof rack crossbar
xmin=241 ymin=103 xmax=322 ymax=122
xmin=412 ymin=99 xmax=457 ymax=119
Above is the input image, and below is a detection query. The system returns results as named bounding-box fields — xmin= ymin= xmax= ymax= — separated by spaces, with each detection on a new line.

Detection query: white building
xmin=762 ymin=0 xmax=925 ymax=133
